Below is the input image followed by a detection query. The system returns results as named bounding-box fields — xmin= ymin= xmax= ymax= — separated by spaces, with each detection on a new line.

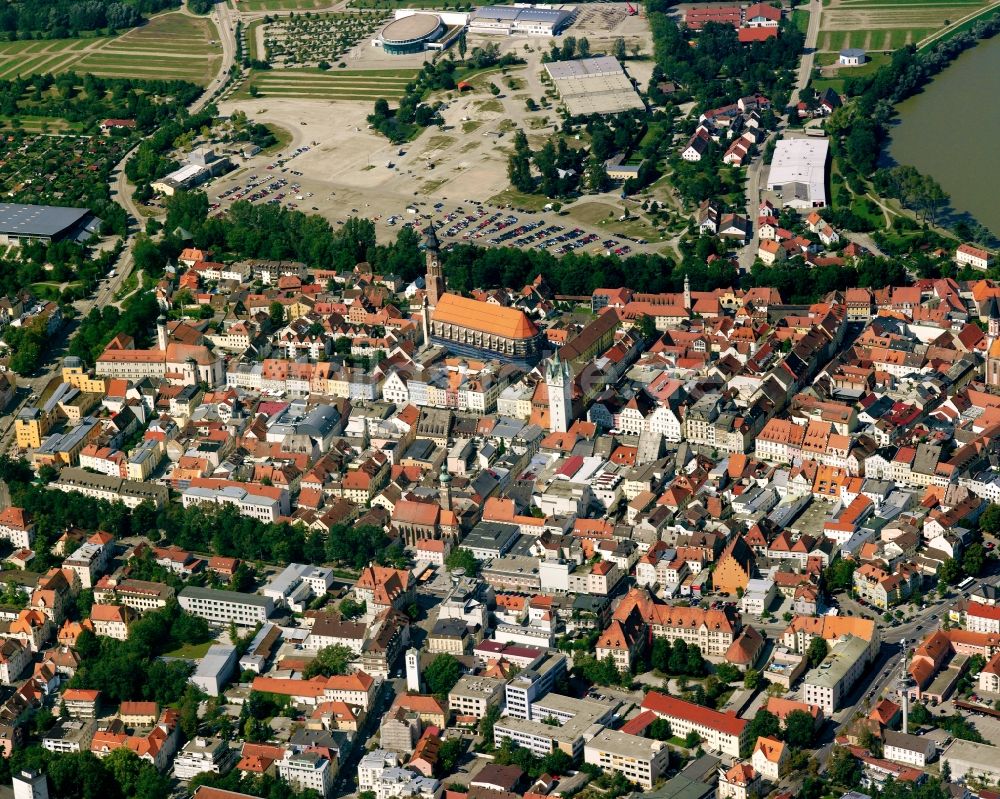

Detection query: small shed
xmin=839 ymin=48 xmax=867 ymax=66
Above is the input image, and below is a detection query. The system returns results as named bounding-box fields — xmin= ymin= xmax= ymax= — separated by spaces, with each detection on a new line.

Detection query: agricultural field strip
xmin=0 ymin=15 xmax=219 ymax=81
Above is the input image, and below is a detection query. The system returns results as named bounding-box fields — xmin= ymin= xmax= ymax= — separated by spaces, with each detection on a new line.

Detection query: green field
xmin=238 ymin=67 xmax=418 ymax=100
xmin=0 ymin=12 xmax=222 ymax=85
xmin=237 ymin=0 xmax=337 ymax=11
xmin=818 ymin=0 xmax=987 ymax=52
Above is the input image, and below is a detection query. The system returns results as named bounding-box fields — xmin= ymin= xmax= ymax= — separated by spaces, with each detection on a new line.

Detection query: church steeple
xmin=423 ymin=223 xmax=445 ymax=308
xmin=546 ymin=350 xmax=572 ymax=434
xmin=438 ymin=460 xmax=452 ymax=511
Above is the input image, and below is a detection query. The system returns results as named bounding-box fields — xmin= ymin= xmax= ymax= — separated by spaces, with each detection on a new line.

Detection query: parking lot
xmin=205 ymin=153 xmax=654 ymax=256
xmin=417 ymin=201 xmax=643 ymax=257
xmin=208 ymin=145 xmax=315 ymax=214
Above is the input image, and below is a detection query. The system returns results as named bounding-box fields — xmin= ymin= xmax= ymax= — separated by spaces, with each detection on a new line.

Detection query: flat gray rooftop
xmin=0 ymin=203 xmax=91 ymax=237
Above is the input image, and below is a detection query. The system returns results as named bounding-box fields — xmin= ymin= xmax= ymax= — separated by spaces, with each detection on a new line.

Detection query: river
xmin=887 ymin=34 xmax=1000 ymax=235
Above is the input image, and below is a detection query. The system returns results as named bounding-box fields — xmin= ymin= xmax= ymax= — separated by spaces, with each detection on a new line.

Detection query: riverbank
xmin=888 ymin=33 xmax=1000 ymax=235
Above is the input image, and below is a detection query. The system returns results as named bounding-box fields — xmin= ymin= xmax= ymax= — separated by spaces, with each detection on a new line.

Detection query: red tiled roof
xmin=642 ymin=691 xmax=747 ymax=736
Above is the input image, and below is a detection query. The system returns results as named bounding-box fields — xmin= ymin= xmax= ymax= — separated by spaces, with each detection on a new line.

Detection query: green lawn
xmin=163 ymin=640 xmax=213 ymax=659
xmin=246 ymin=19 xmax=265 ymax=61
xmin=265 ymin=123 xmax=293 ymax=152
xmin=238 ymin=67 xmax=416 ymax=100
xmin=238 ymin=0 xmax=337 ymax=11
xmin=840 ymin=0 xmax=984 ymax=5
xmin=487 ymin=187 xmax=553 ymax=211
xmin=0 ymin=116 xmax=77 ymax=132
xmin=810 ymin=75 xmax=847 ymax=95
xmin=819 ymin=25 xmax=937 ymax=51
xmin=919 ymin=2 xmax=1000 ymax=48
xmin=792 ymin=9 xmax=811 ymax=32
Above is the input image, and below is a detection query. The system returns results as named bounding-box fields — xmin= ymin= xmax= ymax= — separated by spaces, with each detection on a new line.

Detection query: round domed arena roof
xmin=380 ymin=13 xmax=442 ymax=44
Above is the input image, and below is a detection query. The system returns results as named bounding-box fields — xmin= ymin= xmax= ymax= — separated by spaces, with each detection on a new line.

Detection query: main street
xmin=738 ymin=0 xmax=824 ymax=271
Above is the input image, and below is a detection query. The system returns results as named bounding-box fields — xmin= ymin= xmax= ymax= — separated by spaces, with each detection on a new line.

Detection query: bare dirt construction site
xmin=217 ymin=3 xmax=655 ymax=243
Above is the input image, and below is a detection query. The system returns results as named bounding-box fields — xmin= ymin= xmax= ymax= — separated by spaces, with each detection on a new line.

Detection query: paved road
xmin=793 ymin=0 xmax=823 ymax=108
xmin=738 ymin=131 xmax=776 ymax=272
xmin=197 ymin=0 xmax=240 ymax=114
xmin=827 ymin=595 xmax=955 ymax=738
xmin=738 ymin=0 xmax=823 ymax=272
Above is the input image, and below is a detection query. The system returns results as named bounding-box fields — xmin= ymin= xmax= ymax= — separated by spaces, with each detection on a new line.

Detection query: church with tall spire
xmin=986 ymin=295 xmax=1000 ymax=388
xmin=419 ymin=223 xmax=545 ymax=367
xmin=423 ymin=224 xmax=445 ymax=309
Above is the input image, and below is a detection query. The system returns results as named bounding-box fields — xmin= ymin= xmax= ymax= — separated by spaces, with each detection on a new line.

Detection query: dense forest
xmin=0 ymin=0 xmax=178 ymax=38
xmin=0 ymin=72 xmax=203 ymax=128
xmin=647 ymin=11 xmax=804 ymax=112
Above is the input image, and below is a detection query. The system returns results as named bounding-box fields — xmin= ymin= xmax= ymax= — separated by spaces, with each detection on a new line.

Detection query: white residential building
xmin=279 ymin=750 xmax=336 ymax=798
xmin=584 ymin=729 xmax=671 ymax=790
xmin=884 ymin=730 xmax=936 ymax=768
xmin=177 ymin=586 xmax=274 ymax=626
xmin=173 ymin=737 xmax=236 ymax=781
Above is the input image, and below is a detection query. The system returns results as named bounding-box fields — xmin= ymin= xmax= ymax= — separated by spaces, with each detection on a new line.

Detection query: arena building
xmin=468 ymin=5 xmax=575 ymax=36
xmin=374 ymin=12 xmax=455 ymax=53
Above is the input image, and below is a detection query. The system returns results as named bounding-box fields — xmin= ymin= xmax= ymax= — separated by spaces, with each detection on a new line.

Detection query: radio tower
xmin=898 ymin=638 xmax=909 ymax=732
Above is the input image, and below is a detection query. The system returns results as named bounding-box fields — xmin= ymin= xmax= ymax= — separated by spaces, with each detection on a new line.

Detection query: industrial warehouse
xmin=373 ymin=4 xmax=575 ymax=53
xmin=766 ymin=138 xmax=830 ymax=209
xmin=544 ymin=56 xmax=645 ymax=115
xmin=0 ymin=203 xmax=101 ymax=246
xmin=468 ymin=5 xmax=576 ymax=36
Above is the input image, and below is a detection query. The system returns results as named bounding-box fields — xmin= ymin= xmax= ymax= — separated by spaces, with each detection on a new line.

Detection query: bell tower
xmin=987 ymin=296 xmax=1000 ymax=388
xmin=424 ymin=224 xmax=445 ymax=308
xmin=546 ymin=351 xmax=573 ymax=434
xmin=438 ymin=461 xmax=453 ymax=511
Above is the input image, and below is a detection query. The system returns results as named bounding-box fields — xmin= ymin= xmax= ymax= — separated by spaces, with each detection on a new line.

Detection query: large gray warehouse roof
xmin=546 ymin=56 xmax=624 ymax=80
xmin=472 ymin=5 xmax=572 ymax=22
xmin=0 ymin=203 xmax=92 ymax=237
xmin=472 ymin=5 xmax=520 ymax=19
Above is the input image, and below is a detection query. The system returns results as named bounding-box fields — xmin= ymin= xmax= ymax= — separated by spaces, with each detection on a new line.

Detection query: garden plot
xmin=261 ymin=12 xmax=389 ymax=67
xmin=0 ymin=132 xmax=130 ymax=208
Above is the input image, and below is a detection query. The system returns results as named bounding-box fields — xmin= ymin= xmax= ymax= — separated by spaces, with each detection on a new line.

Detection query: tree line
xmin=648 ymin=14 xmax=804 ymax=113
xmin=0 ymin=0 xmax=177 ymax=39
xmin=0 ymin=457 xmax=405 ymax=572
xmin=0 ymin=72 xmax=200 ymax=128
xmin=828 ymin=14 xmax=1000 ymax=235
